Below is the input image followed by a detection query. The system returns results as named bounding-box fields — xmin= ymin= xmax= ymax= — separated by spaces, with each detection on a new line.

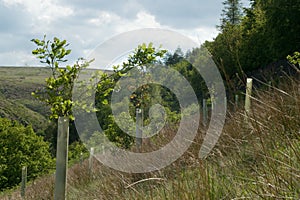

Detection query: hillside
xmin=0 ymin=67 xmax=51 ymax=132
xmin=0 ymin=67 xmax=108 ymax=132
xmin=0 ymin=74 xmax=299 ymax=199
xmin=0 ymin=60 xmax=299 ymax=199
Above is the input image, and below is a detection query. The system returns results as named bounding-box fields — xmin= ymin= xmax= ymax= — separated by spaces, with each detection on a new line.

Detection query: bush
xmin=0 ymin=118 xmax=54 ymax=190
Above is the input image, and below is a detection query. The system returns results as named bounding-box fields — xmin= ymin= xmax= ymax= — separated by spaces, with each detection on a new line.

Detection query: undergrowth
xmin=1 ymin=77 xmax=299 ymax=199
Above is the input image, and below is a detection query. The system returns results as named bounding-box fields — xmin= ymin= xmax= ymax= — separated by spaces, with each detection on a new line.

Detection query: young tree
xmin=31 ymin=35 xmax=92 ymax=199
xmin=31 ymin=36 xmax=92 ymax=120
xmin=220 ymin=0 xmax=243 ymax=29
xmin=94 ymin=43 xmax=167 ymax=148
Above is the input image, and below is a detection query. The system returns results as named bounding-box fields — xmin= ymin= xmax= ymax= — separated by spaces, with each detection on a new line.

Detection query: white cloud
xmin=0 ymin=0 xmax=233 ymax=66
xmin=178 ymin=26 xmax=219 ymax=46
xmin=135 ymin=11 xmax=161 ymax=27
xmin=2 ymin=0 xmax=73 ymax=33
xmin=115 ymin=11 xmax=162 ymax=33
xmin=88 ymin=11 xmax=120 ymax=26
xmin=68 ymin=11 xmax=164 ymax=64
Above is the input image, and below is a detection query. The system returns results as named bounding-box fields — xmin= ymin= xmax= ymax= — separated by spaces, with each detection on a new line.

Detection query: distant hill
xmin=0 ymin=67 xmax=51 ymax=132
xmin=0 ymin=67 xmax=112 ymax=132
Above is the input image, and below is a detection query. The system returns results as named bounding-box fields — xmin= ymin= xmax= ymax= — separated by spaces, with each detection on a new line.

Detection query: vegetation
xmin=1 ymin=74 xmax=298 ymax=199
xmin=93 ymin=43 xmax=167 ymax=148
xmin=0 ymin=118 xmax=53 ymax=190
xmin=31 ymin=36 xmax=93 ymax=120
xmin=205 ymin=0 xmax=300 ymax=91
xmin=0 ymin=0 xmax=299 ymax=198
xmin=0 ymin=67 xmax=51 ymax=132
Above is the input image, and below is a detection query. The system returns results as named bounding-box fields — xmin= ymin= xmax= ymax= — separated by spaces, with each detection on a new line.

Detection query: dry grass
xmin=1 ymin=76 xmax=299 ymax=200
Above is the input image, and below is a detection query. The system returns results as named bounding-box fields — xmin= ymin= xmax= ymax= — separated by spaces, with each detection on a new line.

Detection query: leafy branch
xmin=31 ymin=35 xmax=93 ymax=120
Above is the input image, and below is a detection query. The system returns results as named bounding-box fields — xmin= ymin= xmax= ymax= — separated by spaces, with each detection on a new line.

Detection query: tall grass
xmin=1 ymin=77 xmax=299 ymax=199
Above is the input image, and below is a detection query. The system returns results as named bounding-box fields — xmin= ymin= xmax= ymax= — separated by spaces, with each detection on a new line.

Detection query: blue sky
xmin=0 ymin=0 xmax=250 ymax=66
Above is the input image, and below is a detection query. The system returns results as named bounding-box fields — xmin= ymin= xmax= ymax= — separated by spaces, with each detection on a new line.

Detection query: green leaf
xmin=31 ymin=39 xmax=41 ymax=45
xmin=32 ymin=49 xmax=39 ymax=54
xmin=69 ymin=115 xmax=75 ymax=121
xmin=66 ymin=49 xmax=72 ymax=55
xmin=102 ymin=99 xmax=109 ymax=105
xmin=66 ymin=65 xmax=72 ymax=71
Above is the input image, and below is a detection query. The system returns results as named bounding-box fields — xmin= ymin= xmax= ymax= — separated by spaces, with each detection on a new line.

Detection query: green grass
xmin=0 ymin=72 xmax=299 ymax=199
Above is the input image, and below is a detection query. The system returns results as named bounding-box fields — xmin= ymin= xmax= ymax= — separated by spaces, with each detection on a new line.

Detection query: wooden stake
xmin=245 ymin=78 xmax=253 ymax=113
xmin=21 ymin=166 xmax=27 ymax=199
xmin=235 ymin=94 xmax=239 ymax=107
xmin=89 ymin=147 xmax=94 ymax=176
xmin=136 ymin=108 xmax=143 ymax=151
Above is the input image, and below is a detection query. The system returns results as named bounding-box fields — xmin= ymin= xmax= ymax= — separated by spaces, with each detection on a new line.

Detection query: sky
xmin=0 ymin=0 xmax=250 ymax=67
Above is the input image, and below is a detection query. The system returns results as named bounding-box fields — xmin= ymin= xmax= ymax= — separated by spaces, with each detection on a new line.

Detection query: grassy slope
xmin=0 ymin=67 xmax=52 ymax=131
xmin=0 ymin=67 xmax=110 ymax=132
xmin=1 ymin=75 xmax=299 ymax=199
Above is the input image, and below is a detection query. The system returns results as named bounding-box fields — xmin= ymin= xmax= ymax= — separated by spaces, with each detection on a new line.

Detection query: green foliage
xmin=125 ymin=43 xmax=167 ymax=111
xmin=238 ymin=2 xmax=269 ymax=69
xmin=68 ymin=141 xmax=88 ymax=164
xmin=104 ymin=113 xmax=135 ymax=149
xmin=123 ymin=43 xmax=167 ymax=71
xmin=164 ymin=48 xmax=184 ymax=65
xmin=206 ymin=0 xmax=300 ymax=94
xmin=3 ymin=77 xmax=298 ymax=199
xmin=205 ymin=24 xmax=245 ymax=94
xmin=161 ymin=47 xmax=211 ymax=112
xmin=94 ymin=43 xmax=167 ymax=148
xmin=242 ymin=0 xmax=300 ymax=65
xmin=0 ymin=118 xmax=54 ymax=190
xmin=287 ymin=52 xmax=300 ymax=69
xmin=262 ymin=0 xmax=300 ymax=59
xmin=31 ymin=35 xmax=93 ymax=120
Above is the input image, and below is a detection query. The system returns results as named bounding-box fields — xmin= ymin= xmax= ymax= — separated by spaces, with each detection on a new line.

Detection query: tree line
xmin=205 ymin=0 xmax=300 ymax=92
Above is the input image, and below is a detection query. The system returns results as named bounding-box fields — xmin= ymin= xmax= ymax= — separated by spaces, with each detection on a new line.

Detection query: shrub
xmin=0 ymin=118 xmax=54 ymax=190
